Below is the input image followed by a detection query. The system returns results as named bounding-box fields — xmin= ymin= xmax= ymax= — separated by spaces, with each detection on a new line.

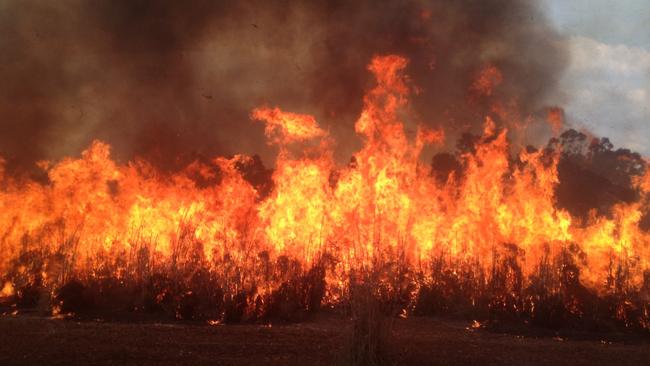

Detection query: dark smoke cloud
xmin=0 ymin=0 xmax=567 ymax=172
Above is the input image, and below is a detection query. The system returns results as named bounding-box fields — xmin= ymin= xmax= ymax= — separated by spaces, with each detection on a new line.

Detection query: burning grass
xmin=1 ymin=240 xmax=649 ymax=335
xmin=1 ymin=55 xmax=649 ymax=334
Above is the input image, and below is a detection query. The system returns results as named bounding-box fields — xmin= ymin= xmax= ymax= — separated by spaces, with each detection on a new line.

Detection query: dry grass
xmin=2 ymin=237 xmax=649 ymax=334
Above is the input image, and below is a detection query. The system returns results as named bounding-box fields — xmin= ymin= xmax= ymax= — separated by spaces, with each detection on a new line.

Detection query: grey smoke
xmin=0 ymin=0 xmax=568 ymax=173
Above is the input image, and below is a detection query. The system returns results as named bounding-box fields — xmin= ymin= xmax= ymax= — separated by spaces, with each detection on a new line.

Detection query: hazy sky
xmin=544 ymin=0 xmax=649 ymax=154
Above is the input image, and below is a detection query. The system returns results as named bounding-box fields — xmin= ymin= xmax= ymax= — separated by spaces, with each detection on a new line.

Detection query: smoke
xmin=0 ymin=0 xmax=568 ymax=172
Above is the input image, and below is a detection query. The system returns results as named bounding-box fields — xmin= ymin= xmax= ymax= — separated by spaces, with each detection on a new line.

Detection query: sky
xmin=543 ymin=0 xmax=650 ymax=155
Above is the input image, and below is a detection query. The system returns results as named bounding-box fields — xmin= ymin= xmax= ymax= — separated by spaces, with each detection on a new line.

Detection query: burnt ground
xmin=0 ymin=314 xmax=649 ymax=366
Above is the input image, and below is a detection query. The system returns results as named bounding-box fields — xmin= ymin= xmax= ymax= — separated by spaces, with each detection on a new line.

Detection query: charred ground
xmin=1 ymin=314 xmax=649 ymax=366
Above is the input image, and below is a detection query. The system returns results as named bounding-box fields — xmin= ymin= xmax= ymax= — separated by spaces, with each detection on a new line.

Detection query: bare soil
xmin=0 ymin=314 xmax=648 ymax=366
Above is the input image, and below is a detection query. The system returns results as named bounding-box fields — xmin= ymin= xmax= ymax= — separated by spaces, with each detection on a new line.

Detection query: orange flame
xmin=0 ymin=55 xmax=648 ymax=318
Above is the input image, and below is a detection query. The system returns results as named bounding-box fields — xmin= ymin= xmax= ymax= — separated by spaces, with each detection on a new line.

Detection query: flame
xmin=0 ymin=55 xmax=648 ymax=324
xmin=547 ymin=107 xmax=565 ymax=135
xmin=0 ymin=281 xmax=13 ymax=298
xmin=471 ymin=64 xmax=503 ymax=97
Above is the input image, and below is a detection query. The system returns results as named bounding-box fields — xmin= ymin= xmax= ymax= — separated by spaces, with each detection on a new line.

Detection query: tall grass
xmin=1 ymin=225 xmax=649 ymax=335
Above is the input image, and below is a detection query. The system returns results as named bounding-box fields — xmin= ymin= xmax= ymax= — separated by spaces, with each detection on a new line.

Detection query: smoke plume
xmin=0 ymin=0 xmax=568 ymax=172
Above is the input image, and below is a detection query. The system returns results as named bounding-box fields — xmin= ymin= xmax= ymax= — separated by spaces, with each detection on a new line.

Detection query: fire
xmin=471 ymin=65 xmax=503 ymax=97
xmin=547 ymin=107 xmax=565 ymax=135
xmin=0 ymin=55 xmax=648 ymax=326
xmin=0 ymin=282 xmax=13 ymax=298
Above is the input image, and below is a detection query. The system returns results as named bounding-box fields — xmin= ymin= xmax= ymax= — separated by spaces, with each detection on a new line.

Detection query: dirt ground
xmin=0 ymin=314 xmax=648 ymax=366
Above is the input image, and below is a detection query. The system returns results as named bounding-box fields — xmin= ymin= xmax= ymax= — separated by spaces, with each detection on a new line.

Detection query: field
xmin=1 ymin=314 xmax=648 ymax=366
